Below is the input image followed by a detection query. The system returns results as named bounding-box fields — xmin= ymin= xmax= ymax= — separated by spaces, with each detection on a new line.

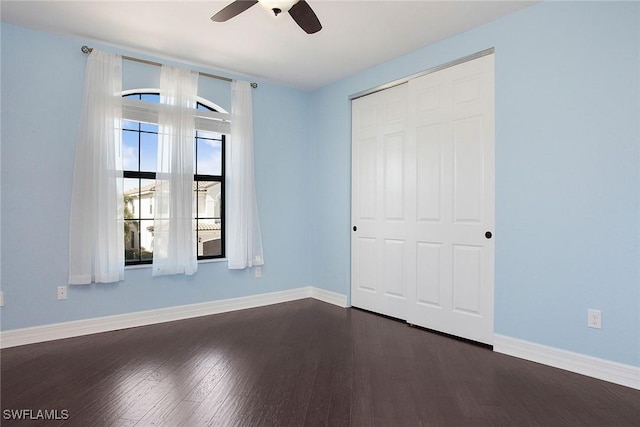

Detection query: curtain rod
xmin=81 ymin=46 xmax=258 ymax=88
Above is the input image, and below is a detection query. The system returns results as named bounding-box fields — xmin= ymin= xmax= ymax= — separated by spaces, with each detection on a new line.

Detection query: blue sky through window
xmin=121 ymin=93 xmax=223 ymax=192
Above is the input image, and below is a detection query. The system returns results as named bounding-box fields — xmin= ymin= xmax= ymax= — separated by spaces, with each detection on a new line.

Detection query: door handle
xmin=353 ymin=226 xmax=357 ymax=232
xmin=485 ymin=231 xmax=492 ymax=239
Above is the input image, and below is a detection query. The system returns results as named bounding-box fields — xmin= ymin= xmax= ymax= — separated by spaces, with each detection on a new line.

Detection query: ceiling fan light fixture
xmin=259 ymin=0 xmax=298 ymax=16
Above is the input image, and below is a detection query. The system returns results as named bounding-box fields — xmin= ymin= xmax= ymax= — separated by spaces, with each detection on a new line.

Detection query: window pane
xmin=196 ymin=130 xmax=222 ymax=140
xmin=196 ymin=139 xmax=222 ymax=176
xmin=197 ymin=103 xmax=213 ymax=111
xmin=140 ymin=132 xmax=157 ymax=172
xmin=196 ymin=181 xmax=222 ymax=218
xmin=197 ymin=219 xmax=222 ymax=257
xmin=139 ymin=179 xmax=155 ymax=220
xmin=125 ymin=220 xmax=140 ymax=262
xmin=122 ymin=131 xmax=139 ymax=171
xmin=141 ymin=93 xmax=159 ymax=104
xmin=139 ymin=220 xmax=154 ymax=259
xmin=123 ymin=120 xmax=139 ymax=131
xmin=140 ymin=122 xmax=158 ymax=133
xmin=124 ymin=178 xmax=140 ymax=218
xmin=124 ymin=177 xmax=140 ymax=193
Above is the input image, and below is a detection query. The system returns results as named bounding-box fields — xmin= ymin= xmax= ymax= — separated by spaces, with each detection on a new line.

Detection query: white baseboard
xmin=0 ymin=286 xmax=347 ymax=349
xmin=309 ymin=287 xmax=349 ymax=308
xmin=494 ymin=334 xmax=640 ymax=390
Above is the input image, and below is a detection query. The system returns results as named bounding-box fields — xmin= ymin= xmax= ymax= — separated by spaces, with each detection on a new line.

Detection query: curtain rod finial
xmin=81 ymin=45 xmax=93 ymax=54
xmin=251 ymin=82 xmax=258 ymax=89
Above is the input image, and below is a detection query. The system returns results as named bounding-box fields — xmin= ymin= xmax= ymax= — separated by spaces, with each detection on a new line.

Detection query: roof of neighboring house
xmin=142 ymin=221 xmax=220 ymax=232
xmin=125 ymin=182 xmax=156 ymax=197
xmin=125 ymin=180 xmax=218 ymax=197
xmin=197 ymin=222 xmax=221 ymax=231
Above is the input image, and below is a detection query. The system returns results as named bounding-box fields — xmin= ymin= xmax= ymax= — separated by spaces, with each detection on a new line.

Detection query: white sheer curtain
xmin=228 ymin=80 xmax=264 ymax=269
xmin=152 ymin=65 xmax=199 ymax=276
xmin=68 ymin=50 xmax=124 ymax=284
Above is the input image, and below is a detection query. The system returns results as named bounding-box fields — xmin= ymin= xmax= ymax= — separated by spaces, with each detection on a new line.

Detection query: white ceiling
xmin=1 ymin=0 xmax=536 ymax=91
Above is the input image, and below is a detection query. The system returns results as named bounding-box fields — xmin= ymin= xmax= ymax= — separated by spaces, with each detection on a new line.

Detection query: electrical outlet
xmin=57 ymin=286 xmax=68 ymax=300
xmin=587 ymin=309 xmax=602 ymax=329
xmin=255 ymin=267 xmax=262 ymax=278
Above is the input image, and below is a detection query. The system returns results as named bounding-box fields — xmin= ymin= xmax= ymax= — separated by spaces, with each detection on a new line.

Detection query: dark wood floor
xmin=1 ymin=299 xmax=638 ymax=426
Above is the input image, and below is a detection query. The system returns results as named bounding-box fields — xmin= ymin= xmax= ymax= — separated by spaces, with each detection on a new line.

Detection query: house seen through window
xmin=123 ymin=92 xmax=225 ymax=265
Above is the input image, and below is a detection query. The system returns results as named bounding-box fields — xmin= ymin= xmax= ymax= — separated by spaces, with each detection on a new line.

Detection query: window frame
xmin=122 ymin=91 xmax=227 ymax=266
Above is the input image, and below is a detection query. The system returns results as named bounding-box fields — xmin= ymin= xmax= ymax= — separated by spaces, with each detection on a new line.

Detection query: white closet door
xmin=351 ymin=53 xmax=494 ymax=345
xmin=351 ymin=83 xmax=410 ymax=320
xmin=406 ymin=54 xmax=495 ymax=345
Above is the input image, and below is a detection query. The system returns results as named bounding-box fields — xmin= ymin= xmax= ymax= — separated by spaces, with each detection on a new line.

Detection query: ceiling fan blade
xmin=288 ymin=0 xmax=322 ymax=34
xmin=211 ymin=0 xmax=259 ymax=22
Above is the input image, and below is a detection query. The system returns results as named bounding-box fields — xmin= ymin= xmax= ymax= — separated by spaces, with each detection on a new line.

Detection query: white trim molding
xmin=0 ymin=287 xmax=347 ymax=349
xmin=494 ymin=334 xmax=640 ymax=390
xmin=309 ymin=287 xmax=349 ymax=308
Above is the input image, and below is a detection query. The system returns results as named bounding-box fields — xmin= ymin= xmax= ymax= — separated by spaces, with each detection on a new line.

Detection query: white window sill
xmin=125 ymin=258 xmax=228 ymax=270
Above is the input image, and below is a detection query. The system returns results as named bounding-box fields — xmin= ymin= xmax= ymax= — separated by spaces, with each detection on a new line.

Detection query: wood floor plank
xmin=182 ymin=357 xmax=234 ymax=403
xmin=134 ymin=363 xmax=214 ymax=425
xmin=1 ymin=299 xmax=639 ymax=426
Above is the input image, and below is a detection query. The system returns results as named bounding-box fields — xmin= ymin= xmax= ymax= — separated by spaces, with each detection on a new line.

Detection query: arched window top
xmin=120 ymin=88 xmax=229 ymax=114
xmin=120 ymin=88 xmax=230 ymax=134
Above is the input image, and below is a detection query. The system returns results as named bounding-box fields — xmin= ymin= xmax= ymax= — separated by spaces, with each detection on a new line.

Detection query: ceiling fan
xmin=211 ymin=0 xmax=322 ymax=34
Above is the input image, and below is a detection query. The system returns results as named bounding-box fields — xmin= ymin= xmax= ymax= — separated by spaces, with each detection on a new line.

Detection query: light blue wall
xmin=2 ymin=1 xmax=639 ymax=369
xmin=0 ymin=23 xmax=310 ymax=330
xmin=308 ymin=1 xmax=640 ymax=367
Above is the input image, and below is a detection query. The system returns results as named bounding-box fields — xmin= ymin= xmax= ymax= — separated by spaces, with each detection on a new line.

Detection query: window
xmin=122 ymin=93 xmax=225 ymax=265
